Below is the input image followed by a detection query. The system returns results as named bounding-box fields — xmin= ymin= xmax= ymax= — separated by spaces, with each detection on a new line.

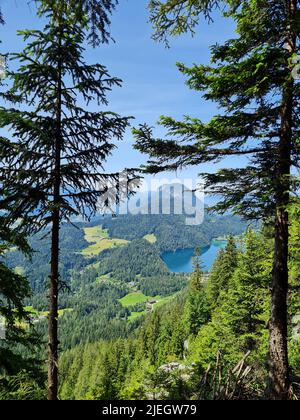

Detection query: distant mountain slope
xmin=4 ymin=224 xmax=89 ymax=292
xmin=100 ymin=212 xmax=246 ymax=252
xmin=4 ymin=211 xmax=246 ymax=295
xmin=1 ymin=209 xmax=248 ymax=358
xmin=96 ymin=238 xmax=169 ymax=282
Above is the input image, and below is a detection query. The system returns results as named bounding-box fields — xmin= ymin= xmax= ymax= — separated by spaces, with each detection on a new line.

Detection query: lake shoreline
xmin=161 ymin=239 xmax=228 ymax=274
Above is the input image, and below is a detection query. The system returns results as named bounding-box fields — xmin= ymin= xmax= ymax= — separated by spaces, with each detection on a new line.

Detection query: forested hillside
xmin=101 ymin=213 xmax=246 ymax=252
xmin=1 ymin=210 xmax=246 ymax=399
xmin=4 ymin=225 xmax=89 ymax=292
xmin=4 ymin=212 xmax=244 ymax=345
xmin=59 ymin=213 xmax=300 ymax=400
xmin=4 ymin=211 xmax=245 ymax=293
xmin=0 ymin=0 xmax=299 ymax=402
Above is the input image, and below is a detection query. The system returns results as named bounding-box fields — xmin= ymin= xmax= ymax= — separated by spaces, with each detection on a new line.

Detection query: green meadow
xmin=81 ymin=226 xmax=129 ymax=257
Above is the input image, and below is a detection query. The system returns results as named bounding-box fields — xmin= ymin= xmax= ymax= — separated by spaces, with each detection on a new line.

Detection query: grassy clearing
xmin=119 ymin=292 xmax=149 ymax=307
xmin=42 ymin=308 xmax=73 ymax=318
xmin=81 ymin=226 xmax=129 ymax=257
xmin=121 ymin=292 xmax=179 ymax=322
xmin=1 ymin=308 xmax=73 ymax=331
xmin=143 ymin=234 xmax=157 ymax=244
xmin=24 ymin=306 xmax=73 ymax=318
xmin=84 ymin=226 xmax=109 ymax=241
xmin=119 ymin=292 xmax=172 ymax=308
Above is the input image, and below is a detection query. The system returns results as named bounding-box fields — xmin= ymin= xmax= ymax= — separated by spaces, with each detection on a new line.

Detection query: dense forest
xmin=0 ymin=0 xmax=299 ymax=402
xmin=101 ymin=212 xmax=246 ymax=252
xmin=3 ymin=211 xmax=244 ymax=347
xmin=4 ymin=210 xmax=243 ymax=292
xmin=59 ymin=210 xmax=300 ymax=400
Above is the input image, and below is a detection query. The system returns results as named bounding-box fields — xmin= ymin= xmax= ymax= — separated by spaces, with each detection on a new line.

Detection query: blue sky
xmin=0 ymin=0 xmax=243 ymax=189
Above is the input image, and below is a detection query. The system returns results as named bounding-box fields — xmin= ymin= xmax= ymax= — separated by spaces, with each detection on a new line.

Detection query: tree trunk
xmin=268 ymin=0 xmax=297 ymax=400
xmin=48 ymin=207 xmax=60 ymax=400
xmin=48 ymin=132 xmax=62 ymax=401
xmin=48 ymin=18 xmax=63 ymax=401
xmin=48 ymin=108 xmax=62 ymax=401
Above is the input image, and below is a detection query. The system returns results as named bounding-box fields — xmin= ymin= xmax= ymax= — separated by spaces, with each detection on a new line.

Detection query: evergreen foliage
xmin=101 ymin=212 xmax=246 ymax=252
xmin=148 ymin=0 xmax=233 ymax=45
xmin=0 ymin=0 xmax=133 ymax=399
xmin=59 ymin=221 xmax=300 ymax=400
xmin=207 ymin=235 xmax=238 ymax=306
xmin=135 ymin=0 xmax=300 ymax=398
xmin=186 ymin=248 xmax=210 ymax=335
xmin=0 ymin=0 xmax=299 ymax=401
xmin=0 ymin=11 xmax=44 ymax=399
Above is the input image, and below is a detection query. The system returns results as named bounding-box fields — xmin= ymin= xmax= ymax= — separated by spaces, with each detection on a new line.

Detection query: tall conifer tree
xmin=207 ymin=236 xmax=238 ymax=306
xmin=224 ymin=229 xmax=270 ymax=353
xmin=187 ymin=248 xmax=210 ymax=335
xmin=0 ymin=0 xmax=132 ymax=399
xmin=0 ymin=7 xmax=41 ymax=394
xmin=135 ymin=0 xmax=299 ymax=398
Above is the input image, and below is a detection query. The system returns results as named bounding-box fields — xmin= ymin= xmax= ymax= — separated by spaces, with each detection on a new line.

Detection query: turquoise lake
xmin=161 ymin=240 xmax=227 ymax=273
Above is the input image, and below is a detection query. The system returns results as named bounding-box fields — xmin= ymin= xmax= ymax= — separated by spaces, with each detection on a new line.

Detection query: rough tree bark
xmin=48 ymin=17 xmax=63 ymax=401
xmin=268 ymin=0 xmax=297 ymax=400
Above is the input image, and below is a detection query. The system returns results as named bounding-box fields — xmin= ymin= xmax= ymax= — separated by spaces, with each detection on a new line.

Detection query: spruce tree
xmin=224 ymin=229 xmax=270 ymax=354
xmin=0 ymin=10 xmax=42 ymax=396
xmin=135 ymin=0 xmax=299 ymax=398
xmin=187 ymin=248 xmax=210 ymax=335
xmin=0 ymin=0 xmax=132 ymax=400
xmin=207 ymin=236 xmax=238 ymax=306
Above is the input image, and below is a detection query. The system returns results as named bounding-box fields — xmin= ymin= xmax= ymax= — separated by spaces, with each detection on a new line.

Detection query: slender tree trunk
xmin=48 ymin=21 xmax=63 ymax=401
xmin=268 ymin=0 xmax=297 ymax=400
xmin=48 ymin=207 xmax=60 ymax=400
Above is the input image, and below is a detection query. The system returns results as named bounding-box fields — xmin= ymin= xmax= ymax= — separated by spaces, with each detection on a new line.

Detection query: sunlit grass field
xmin=81 ymin=225 xmax=129 ymax=257
xmin=119 ymin=292 xmax=149 ymax=307
xmin=143 ymin=234 xmax=157 ymax=244
xmin=120 ymin=292 xmax=177 ymax=322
